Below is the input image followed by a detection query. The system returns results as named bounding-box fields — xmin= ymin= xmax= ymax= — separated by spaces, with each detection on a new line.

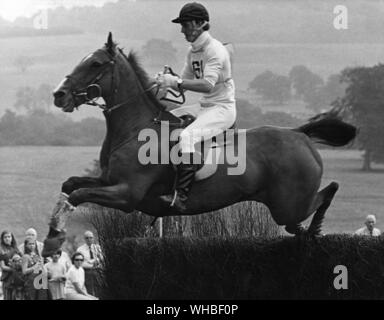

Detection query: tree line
xmin=0 ymin=84 xmax=105 ymax=146
xmin=249 ymin=63 xmax=384 ymax=170
xmin=0 ymin=109 xmax=105 ymax=146
xmin=248 ymin=65 xmax=347 ymax=112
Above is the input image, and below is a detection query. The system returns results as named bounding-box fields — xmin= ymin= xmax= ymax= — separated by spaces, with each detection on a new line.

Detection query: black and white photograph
xmin=0 ymin=0 xmax=383 ymax=311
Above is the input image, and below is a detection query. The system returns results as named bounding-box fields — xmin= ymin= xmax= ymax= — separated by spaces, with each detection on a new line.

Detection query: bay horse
xmin=42 ymin=33 xmax=356 ymax=256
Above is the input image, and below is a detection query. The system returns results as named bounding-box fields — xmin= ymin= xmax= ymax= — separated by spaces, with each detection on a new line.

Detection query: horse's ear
xmin=107 ymin=32 xmax=113 ymax=46
xmin=105 ymin=32 xmax=116 ymax=55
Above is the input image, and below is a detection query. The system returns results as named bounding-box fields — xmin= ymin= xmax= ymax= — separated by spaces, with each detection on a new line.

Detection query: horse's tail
xmin=294 ymin=118 xmax=357 ymax=147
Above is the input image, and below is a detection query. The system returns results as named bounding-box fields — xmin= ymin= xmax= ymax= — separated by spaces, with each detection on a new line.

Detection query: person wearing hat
xmin=157 ymin=2 xmax=236 ymax=213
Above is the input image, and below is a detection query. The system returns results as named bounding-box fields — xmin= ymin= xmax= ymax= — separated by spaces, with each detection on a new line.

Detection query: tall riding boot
xmin=160 ymin=153 xmax=198 ymax=213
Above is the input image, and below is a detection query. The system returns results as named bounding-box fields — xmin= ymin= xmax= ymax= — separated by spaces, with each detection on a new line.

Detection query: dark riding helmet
xmin=171 ymin=2 xmax=209 ymax=23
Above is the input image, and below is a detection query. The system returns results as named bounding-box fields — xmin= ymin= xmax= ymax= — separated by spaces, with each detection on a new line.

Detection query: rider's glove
xmin=156 ymin=73 xmax=179 ymax=90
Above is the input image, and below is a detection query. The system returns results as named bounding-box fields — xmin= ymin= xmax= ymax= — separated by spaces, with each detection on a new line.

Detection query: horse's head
xmin=53 ymin=32 xmax=119 ymax=112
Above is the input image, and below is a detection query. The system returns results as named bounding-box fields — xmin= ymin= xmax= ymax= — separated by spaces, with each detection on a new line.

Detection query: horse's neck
xmin=103 ymin=62 xmax=180 ymax=152
xmin=104 ymin=95 xmax=156 ymax=148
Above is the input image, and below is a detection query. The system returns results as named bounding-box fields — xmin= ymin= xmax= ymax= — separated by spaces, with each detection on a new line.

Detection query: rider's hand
xmin=156 ymin=73 xmax=179 ymax=90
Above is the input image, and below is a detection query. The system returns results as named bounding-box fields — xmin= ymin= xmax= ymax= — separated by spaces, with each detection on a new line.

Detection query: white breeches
xmin=170 ymin=103 xmax=236 ymax=153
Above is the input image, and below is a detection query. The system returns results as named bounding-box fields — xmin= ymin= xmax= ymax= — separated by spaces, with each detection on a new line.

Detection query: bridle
xmin=65 ymin=48 xmax=185 ymax=128
xmin=66 ymin=50 xmax=160 ymax=114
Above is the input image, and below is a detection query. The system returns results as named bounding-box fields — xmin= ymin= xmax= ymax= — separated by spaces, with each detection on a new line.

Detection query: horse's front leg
xmin=67 ymin=183 xmax=137 ymax=213
xmin=62 ymin=176 xmax=106 ymax=195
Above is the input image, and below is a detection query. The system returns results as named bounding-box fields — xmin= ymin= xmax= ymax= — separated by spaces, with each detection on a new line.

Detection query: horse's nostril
xmin=53 ymin=90 xmax=66 ymax=99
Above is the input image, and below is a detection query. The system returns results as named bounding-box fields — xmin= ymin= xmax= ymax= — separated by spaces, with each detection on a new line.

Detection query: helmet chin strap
xmin=191 ymin=20 xmax=208 ymax=38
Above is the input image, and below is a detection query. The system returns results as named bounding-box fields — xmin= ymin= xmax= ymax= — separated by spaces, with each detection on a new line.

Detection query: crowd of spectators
xmin=0 ymin=228 xmax=102 ymax=300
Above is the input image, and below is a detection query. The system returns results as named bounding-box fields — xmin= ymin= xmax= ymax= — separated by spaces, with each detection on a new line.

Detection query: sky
xmin=0 ymin=0 xmax=118 ymax=21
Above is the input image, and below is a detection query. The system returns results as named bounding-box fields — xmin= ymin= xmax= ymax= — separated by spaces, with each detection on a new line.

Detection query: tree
xmin=289 ymin=65 xmax=324 ymax=101
xmin=336 ymin=64 xmax=384 ymax=170
xmin=323 ymin=74 xmax=347 ymax=102
xmin=305 ymin=73 xmax=347 ymax=112
xmin=249 ymin=70 xmax=291 ymax=104
xmin=141 ymin=38 xmax=178 ymax=67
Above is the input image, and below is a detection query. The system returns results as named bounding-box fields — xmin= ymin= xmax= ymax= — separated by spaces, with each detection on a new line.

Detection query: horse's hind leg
xmin=284 ymin=182 xmax=339 ymax=236
xmin=307 ymin=181 xmax=339 ymax=236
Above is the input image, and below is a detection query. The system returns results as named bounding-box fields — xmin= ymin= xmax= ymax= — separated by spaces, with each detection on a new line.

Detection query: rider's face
xmin=181 ymin=20 xmax=203 ymax=42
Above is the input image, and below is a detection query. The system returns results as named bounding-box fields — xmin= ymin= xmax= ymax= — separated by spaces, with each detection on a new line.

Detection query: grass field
xmin=317 ymin=149 xmax=384 ymax=234
xmin=0 ymin=146 xmax=100 ymax=244
xmin=0 ymin=146 xmax=383 ymax=245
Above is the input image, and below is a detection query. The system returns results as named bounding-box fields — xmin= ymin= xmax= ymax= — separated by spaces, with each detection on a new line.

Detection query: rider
xmin=157 ymin=2 xmax=236 ymax=212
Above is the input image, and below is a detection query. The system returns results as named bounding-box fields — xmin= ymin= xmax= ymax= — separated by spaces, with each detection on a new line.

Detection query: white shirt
xmin=181 ymin=31 xmax=235 ymax=108
xmin=45 ymin=260 xmax=66 ymax=280
xmin=46 ymin=251 xmax=72 ymax=272
xmin=77 ymin=243 xmax=102 ymax=269
xmin=354 ymin=227 xmax=381 ymax=236
xmin=65 ymin=265 xmax=85 ymax=294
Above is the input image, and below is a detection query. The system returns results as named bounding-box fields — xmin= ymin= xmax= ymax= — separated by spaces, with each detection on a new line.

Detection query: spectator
xmin=76 ymin=231 xmax=103 ymax=297
xmin=64 ymin=252 xmax=98 ymax=300
xmin=0 ymin=230 xmax=21 ymax=300
xmin=354 ymin=214 xmax=381 ymax=236
xmin=21 ymin=238 xmax=48 ymax=300
xmin=9 ymin=254 xmax=26 ymax=300
xmin=46 ymin=248 xmax=71 ymax=272
xmin=18 ymin=228 xmax=44 ymax=257
xmin=45 ymin=249 xmax=66 ymax=300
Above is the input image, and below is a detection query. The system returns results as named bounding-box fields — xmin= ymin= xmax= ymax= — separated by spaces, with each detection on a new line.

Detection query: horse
xmin=42 ymin=33 xmax=356 ymax=256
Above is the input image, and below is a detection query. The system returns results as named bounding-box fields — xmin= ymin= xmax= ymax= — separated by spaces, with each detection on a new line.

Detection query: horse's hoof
xmin=42 ymin=229 xmax=67 ymax=258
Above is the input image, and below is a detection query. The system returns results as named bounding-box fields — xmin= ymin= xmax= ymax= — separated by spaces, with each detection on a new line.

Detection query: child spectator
xmin=45 ymin=249 xmax=66 ymax=300
xmin=21 ymin=238 xmax=48 ymax=300
xmin=9 ymin=254 xmax=26 ymax=300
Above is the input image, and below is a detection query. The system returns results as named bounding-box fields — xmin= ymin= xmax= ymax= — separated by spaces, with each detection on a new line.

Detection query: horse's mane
xmin=118 ymin=48 xmax=166 ymax=111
